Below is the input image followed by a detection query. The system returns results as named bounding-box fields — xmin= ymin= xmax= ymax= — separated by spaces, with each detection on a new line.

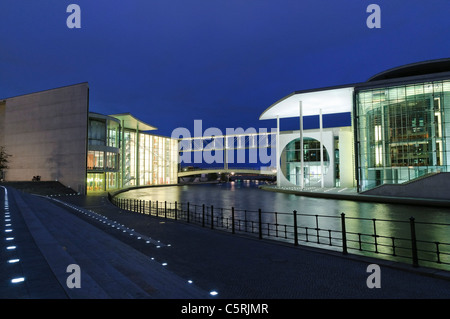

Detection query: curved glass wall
xmin=88 ymin=119 xmax=106 ymax=146
xmin=87 ymin=114 xmax=121 ymax=192
xmin=107 ymin=119 xmax=120 ymax=148
xmin=281 ymin=137 xmax=330 ymax=187
xmin=356 ymin=80 xmax=450 ymax=191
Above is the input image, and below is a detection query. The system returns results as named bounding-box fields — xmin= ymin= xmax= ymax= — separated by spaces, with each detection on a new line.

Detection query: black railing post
xmin=187 ymin=202 xmax=190 ymax=223
xmin=373 ymin=219 xmax=378 ymax=253
xmin=202 ymin=204 xmax=205 ymax=227
xmin=156 ymin=201 xmax=159 ymax=217
xmin=164 ymin=201 xmax=167 ymax=218
xmin=175 ymin=201 xmax=178 ymax=220
xmin=211 ymin=205 xmax=214 ymax=229
xmin=258 ymin=209 xmax=262 ymax=239
xmin=315 ymin=215 xmax=320 ymax=244
xmin=435 ymin=242 xmax=441 ymax=264
xmin=244 ymin=210 xmax=248 ymax=233
xmin=341 ymin=213 xmax=348 ymax=255
xmin=293 ymin=210 xmax=298 ymax=246
xmin=231 ymin=207 xmax=235 ymax=234
xmin=410 ymin=217 xmax=419 ymax=267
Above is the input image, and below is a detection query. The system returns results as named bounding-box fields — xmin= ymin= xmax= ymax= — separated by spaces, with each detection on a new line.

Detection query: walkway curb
xmin=259 ymin=185 xmax=450 ymax=207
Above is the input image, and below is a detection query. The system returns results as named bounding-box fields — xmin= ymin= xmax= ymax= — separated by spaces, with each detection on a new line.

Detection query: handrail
xmin=109 ymin=195 xmax=450 ymax=272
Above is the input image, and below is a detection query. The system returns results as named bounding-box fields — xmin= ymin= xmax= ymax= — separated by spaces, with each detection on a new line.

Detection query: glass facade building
xmin=355 ymin=80 xmax=450 ymax=192
xmin=87 ymin=112 xmax=178 ymax=192
xmin=260 ymin=58 xmax=450 ymax=196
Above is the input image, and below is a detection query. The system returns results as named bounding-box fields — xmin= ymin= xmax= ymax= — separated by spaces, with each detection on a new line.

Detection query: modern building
xmin=87 ymin=112 xmax=178 ymax=192
xmin=260 ymin=58 xmax=450 ymax=197
xmin=0 ymin=83 xmax=178 ymax=194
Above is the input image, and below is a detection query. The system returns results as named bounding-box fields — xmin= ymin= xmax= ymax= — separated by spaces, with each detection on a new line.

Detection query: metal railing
xmin=109 ymin=196 xmax=450 ymax=271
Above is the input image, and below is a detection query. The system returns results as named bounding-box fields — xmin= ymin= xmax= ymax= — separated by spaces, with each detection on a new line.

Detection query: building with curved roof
xmin=261 ymin=59 xmax=450 ymax=197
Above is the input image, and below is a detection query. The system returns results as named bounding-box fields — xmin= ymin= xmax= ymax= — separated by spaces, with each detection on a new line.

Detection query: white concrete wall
xmin=338 ymin=128 xmax=356 ymax=188
xmin=1 ymin=83 xmax=89 ymax=194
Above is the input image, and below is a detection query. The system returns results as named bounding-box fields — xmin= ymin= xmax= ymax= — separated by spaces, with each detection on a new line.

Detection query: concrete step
xmin=10 ymin=188 xmax=207 ymax=298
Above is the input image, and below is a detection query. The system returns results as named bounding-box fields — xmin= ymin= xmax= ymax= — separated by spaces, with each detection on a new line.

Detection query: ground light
xmin=11 ymin=277 xmax=25 ymax=284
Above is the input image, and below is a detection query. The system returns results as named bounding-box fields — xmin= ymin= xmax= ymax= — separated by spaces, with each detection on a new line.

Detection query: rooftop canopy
xmin=109 ymin=113 xmax=157 ymax=131
xmin=259 ymin=86 xmax=354 ymax=120
xmin=368 ymin=58 xmax=450 ymax=82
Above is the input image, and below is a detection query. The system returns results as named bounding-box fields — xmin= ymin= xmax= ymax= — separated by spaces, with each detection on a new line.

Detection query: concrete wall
xmin=338 ymin=128 xmax=356 ymax=188
xmin=0 ymin=83 xmax=89 ymax=194
xmin=362 ymin=172 xmax=450 ymax=200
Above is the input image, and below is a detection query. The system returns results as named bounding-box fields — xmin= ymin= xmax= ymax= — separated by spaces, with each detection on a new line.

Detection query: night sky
xmin=1 ymin=1 xmax=449 ymax=137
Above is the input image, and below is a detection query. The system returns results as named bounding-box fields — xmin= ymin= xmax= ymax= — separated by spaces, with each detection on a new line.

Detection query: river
xmin=116 ymin=181 xmax=450 ymax=269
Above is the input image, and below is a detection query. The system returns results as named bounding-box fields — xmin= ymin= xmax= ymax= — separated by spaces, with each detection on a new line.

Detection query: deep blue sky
xmin=1 ymin=1 xmax=449 ymax=137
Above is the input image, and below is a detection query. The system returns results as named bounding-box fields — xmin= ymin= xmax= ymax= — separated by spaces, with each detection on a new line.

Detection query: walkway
xmin=0 ymin=187 xmax=206 ymax=298
xmin=260 ymin=185 xmax=450 ymax=207
xmin=1 ymin=186 xmax=449 ymax=300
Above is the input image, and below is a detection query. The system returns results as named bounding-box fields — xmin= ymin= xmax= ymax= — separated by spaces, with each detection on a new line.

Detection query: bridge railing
xmin=179 ymin=166 xmax=276 ymax=173
xmin=110 ymin=196 xmax=450 ymax=271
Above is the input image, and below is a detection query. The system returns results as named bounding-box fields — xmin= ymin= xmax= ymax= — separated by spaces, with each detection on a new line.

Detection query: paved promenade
xmin=1 ymin=186 xmax=449 ymax=300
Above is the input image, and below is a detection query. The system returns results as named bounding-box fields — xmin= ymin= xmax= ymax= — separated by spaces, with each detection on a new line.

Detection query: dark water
xmin=117 ymin=181 xmax=450 ymax=222
xmin=117 ymin=181 xmax=450 ymax=268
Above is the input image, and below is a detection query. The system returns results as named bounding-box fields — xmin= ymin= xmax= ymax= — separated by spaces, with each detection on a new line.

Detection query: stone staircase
xmin=2 ymin=187 xmax=207 ymax=298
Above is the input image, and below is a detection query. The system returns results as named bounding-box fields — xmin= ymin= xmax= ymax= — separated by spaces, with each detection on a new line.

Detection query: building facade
xmin=0 ymin=83 xmax=179 ymax=194
xmin=355 ymin=74 xmax=450 ymax=192
xmin=86 ymin=112 xmax=178 ymax=192
xmin=0 ymin=83 xmax=89 ymax=193
xmin=260 ymin=58 xmax=450 ymax=196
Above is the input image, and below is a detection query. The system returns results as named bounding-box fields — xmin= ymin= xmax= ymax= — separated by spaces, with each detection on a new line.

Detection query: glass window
xmin=280 ymin=137 xmax=330 ymax=187
xmin=356 ymin=80 xmax=450 ymax=191
xmin=107 ymin=120 xmax=120 ymax=148
xmin=106 ymin=152 xmax=118 ymax=170
xmin=88 ymin=119 xmax=106 ymax=146
xmin=87 ymin=173 xmax=104 ymax=192
xmin=87 ymin=151 xmax=104 ymax=170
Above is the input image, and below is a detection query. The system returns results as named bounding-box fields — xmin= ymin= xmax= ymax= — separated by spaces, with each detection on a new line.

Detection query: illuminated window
xmin=356 ymin=80 xmax=450 ymax=191
xmin=87 ymin=151 xmax=104 ymax=170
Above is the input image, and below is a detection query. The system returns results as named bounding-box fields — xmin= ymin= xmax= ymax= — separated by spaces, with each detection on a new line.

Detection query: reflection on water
xmin=117 ymin=181 xmax=450 ymax=268
xmin=117 ymin=181 xmax=450 ymax=223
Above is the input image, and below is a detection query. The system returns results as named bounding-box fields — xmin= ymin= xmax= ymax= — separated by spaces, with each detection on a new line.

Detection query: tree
xmin=0 ymin=146 xmax=11 ymax=180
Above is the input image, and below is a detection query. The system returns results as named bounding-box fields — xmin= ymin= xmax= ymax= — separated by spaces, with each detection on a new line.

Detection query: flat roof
xmin=0 ymin=82 xmax=89 ymax=101
xmin=259 ymin=86 xmax=354 ymax=120
xmin=260 ymin=58 xmax=450 ymax=121
xmin=109 ymin=113 xmax=157 ymax=131
xmin=368 ymin=58 xmax=450 ymax=82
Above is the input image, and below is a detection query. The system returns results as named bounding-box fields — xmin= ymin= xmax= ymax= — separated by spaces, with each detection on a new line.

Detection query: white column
xmin=276 ymin=116 xmax=280 ymax=187
xmin=320 ymin=109 xmax=324 ymax=188
xmin=299 ymin=101 xmax=304 ymax=189
xmin=224 ymin=137 xmax=228 ymax=170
